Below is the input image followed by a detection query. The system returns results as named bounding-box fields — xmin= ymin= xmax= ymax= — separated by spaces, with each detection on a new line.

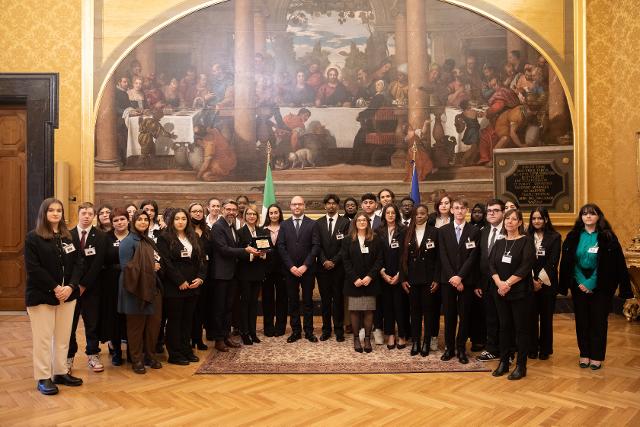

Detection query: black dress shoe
xmin=167 ymin=357 xmax=190 ymax=366
xmin=37 ymin=379 xmax=59 ymax=395
xmin=528 ymin=352 xmax=538 ymax=359
xmin=224 ymin=338 xmax=241 ymax=348
xmin=241 ymin=334 xmax=253 ymax=345
xmin=354 ymin=337 xmax=363 ymax=353
xmin=196 ymin=342 xmax=209 ymax=351
xmin=363 ymin=337 xmax=372 ymax=353
xmin=52 ymin=373 xmax=83 ymax=387
xmin=250 ymin=335 xmax=261 ymax=344
xmin=441 ymin=348 xmax=455 ymax=361
xmin=112 ymin=352 xmax=123 ymax=366
xmin=420 ymin=340 xmax=430 ymax=357
xmin=410 ymin=339 xmax=421 ymax=356
xmin=457 ymin=351 xmax=469 ymax=364
xmin=492 ymin=360 xmax=510 ymax=377
xmin=320 ymin=333 xmax=331 ymax=341
xmin=306 ymin=334 xmax=319 ymax=343
xmin=264 ymin=328 xmax=275 ymax=337
xmin=336 ymin=334 xmax=345 ymax=342
xmin=538 ymin=353 xmax=549 ymax=360
xmin=186 ymin=354 xmax=200 ymax=363
xmin=508 ymin=365 xmax=527 ymax=380
xmin=396 ymin=342 xmax=407 ymax=350
xmin=132 ymin=361 xmax=146 ymax=374
xmin=387 ymin=343 xmax=396 ymax=350
xmin=286 ymin=333 xmax=301 ymax=343
xmin=145 ymin=358 xmax=162 ymax=369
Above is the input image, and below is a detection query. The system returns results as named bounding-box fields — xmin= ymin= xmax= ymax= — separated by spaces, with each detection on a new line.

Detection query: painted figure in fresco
xmin=404 ymin=123 xmax=434 ymax=181
xmin=287 ymin=70 xmax=315 ymax=106
xmin=315 ymin=68 xmax=350 ymax=107
xmin=306 ymin=61 xmax=325 ymax=92
xmin=127 ymin=76 xmax=147 ymax=111
xmin=389 ymin=63 xmax=409 ymax=106
xmin=143 ymin=73 xmax=165 ymax=109
xmin=194 ymin=126 xmax=237 ymax=181
xmin=455 ymin=99 xmax=483 ymax=166
xmin=137 ymin=109 xmax=176 ymax=166
xmin=178 ymin=66 xmax=197 ymax=107
xmin=460 ymin=55 xmax=483 ymax=103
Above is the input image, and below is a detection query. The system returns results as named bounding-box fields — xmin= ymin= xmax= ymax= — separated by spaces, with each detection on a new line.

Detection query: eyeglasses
xmin=486 ymin=208 xmax=502 ymax=213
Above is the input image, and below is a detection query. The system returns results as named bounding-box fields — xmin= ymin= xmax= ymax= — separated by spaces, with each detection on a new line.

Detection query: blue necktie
xmin=456 ymin=225 xmax=462 ymax=244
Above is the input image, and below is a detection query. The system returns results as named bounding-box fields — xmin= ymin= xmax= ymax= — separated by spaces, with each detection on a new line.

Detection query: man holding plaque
xmin=278 ymin=196 xmax=321 ymax=343
xmin=316 ymin=194 xmax=351 ymax=342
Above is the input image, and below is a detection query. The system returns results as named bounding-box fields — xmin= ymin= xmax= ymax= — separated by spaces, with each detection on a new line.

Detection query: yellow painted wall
xmin=0 ymin=0 xmax=82 ymax=222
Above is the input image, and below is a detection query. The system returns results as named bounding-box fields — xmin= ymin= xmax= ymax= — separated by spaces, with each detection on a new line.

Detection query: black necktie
xmin=328 ymin=217 xmax=333 ymax=234
xmin=80 ymin=230 xmax=87 ymax=250
xmin=229 ymin=223 xmax=236 ymax=242
xmin=295 ymin=219 xmax=301 ymax=236
xmin=489 ymin=227 xmax=497 ymax=251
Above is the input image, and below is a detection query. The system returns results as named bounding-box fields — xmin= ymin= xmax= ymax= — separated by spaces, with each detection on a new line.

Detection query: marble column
xmin=547 ymin=66 xmax=569 ymax=142
xmin=234 ymin=0 xmax=257 ymax=174
xmin=95 ymin=77 xmax=120 ymax=167
xmin=136 ymin=37 xmax=156 ymax=77
xmin=393 ymin=1 xmax=407 ymax=67
xmin=406 ymin=0 xmax=428 ymax=130
xmin=506 ymin=31 xmax=528 ymax=64
xmin=254 ymin=8 xmax=266 ymax=55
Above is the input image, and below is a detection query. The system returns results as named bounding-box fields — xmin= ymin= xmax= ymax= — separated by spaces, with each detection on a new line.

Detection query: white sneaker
xmin=65 ymin=357 xmax=74 ymax=374
xmin=430 ymin=336 xmax=438 ymax=351
xmin=88 ymin=354 xmax=104 ymax=372
xmin=373 ymin=329 xmax=384 ymax=345
xmin=358 ymin=328 xmax=365 ymax=342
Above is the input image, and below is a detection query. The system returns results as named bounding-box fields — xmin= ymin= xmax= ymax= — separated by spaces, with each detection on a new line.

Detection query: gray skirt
xmin=348 ymin=296 xmax=376 ymax=311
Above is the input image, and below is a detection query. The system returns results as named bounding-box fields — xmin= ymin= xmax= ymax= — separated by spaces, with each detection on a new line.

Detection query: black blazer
xmin=316 ymin=214 xmax=350 ymax=269
xmin=237 ymin=225 xmax=268 ymax=282
xmin=71 ymin=225 xmax=107 ymax=292
xmin=156 ymin=232 xmax=207 ymax=298
xmin=24 ymin=231 xmax=82 ymax=307
xmin=488 ymin=236 xmax=535 ymax=301
xmin=210 ymin=217 xmax=249 ymax=280
xmin=277 ymin=216 xmax=320 ymax=273
xmin=531 ymin=230 xmax=561 ymax=292
xmin=438 ymin=221 xmax=480 ymax=286
xmin=478 ymin=224 xmax=505 ymax=289
xmin=401 ymin=226 xmax=440 ymax=285
xmin=559 ymin=229 xmax=632 ymax=298
xmin=376 ymin=225 xmax=405 ymax=278
xmin=341 ymin=234 xmax=383 ymax=297
xmin=263 ymin=227 xmax=284 ymax=275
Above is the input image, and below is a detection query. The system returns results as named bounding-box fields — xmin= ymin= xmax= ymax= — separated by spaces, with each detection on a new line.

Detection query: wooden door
xmin=0 ymin=108 xmax=27 ymax=310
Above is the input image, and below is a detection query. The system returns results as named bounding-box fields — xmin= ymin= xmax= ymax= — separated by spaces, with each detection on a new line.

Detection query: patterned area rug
xmin=196 ymin=333 xmax=491 ymax=375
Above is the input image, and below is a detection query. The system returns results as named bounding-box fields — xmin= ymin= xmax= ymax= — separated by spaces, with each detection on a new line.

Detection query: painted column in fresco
xmin=254 ymin=3 xmax=267 ymax=55
xmin=95 ymin=76 xmax=119 ymax=167
xmin=393 ymin=0 xmax=407 ymax=68
xmin=136 ymin=37 xmax=156 ymax=77
xmin=548 ymin=66 xmax=569 ymax=141
xmin=406 ymin=0 xmax=428 ymax=129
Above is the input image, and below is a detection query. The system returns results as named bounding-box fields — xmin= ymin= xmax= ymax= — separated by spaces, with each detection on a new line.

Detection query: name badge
xmin=84 ymin=247 xmax=96 ymax=256
xmin=336 ymin=233 xmax=344 ymax=240
xmin=502 ymin=254 xmax=512 ymax=264
xmin=63 ymin=243 xmax=76 ymax=254
xmin=361 ymin=246 xmax=369 ymax=254
xmin=205 ymin=255 xmax=209 ymax=261
xmin=536 ymin=248 xmax=545 ymax=256
xmin=426 ymin=240 xmax=435 ymax=249
xmin=181 ymin=249 xmax=190 ymax=258
xmin=465 ymin=239 xmax=476 ymax=249
xmin=588 ymin=246 xmax=599 ymax=254
xmin=113 ymin=241 xmax=120 ymax=247
xmin=390 ymin=240 xmax=399 ymax=249
xmin=154 ymin=251 xmax=161 ymax=262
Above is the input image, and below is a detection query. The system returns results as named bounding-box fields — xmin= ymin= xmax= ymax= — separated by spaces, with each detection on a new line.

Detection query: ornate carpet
xmin=196 ymin=333 xmax=491 ymax=375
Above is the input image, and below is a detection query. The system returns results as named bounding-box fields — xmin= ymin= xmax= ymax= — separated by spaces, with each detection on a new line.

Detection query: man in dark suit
xmin=277 ymin=196 xmax=321 ymax=343
xmin=361 ymin=192 xmax=382 ymax=343
xmin=438 ymin=197 xmax=480 ymax=364
xmin=316 ymin=194 xmax=350 ymax=342
xmin=67 ymin=202 xmax=107 ymax=373
xmin=210 ymin=200 xmax=261 ymax=351
xmin=475 ymin=198 xmax=505 ymax=361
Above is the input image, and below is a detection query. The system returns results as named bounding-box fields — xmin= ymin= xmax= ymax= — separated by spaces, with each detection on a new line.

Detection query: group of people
xmin=25 ymin=189 xmax=632 ymax=395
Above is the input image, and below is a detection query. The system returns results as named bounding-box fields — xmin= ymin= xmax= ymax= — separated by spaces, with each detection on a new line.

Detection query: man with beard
xmin=115 ymin=76 xmax=131 ymax=165
xmin=315 ymin=68 xmax=350 ymax=107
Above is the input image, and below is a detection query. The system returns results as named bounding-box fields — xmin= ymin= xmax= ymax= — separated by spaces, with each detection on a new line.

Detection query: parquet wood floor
xmin=0 ymin=313 xmax=638 ymax=426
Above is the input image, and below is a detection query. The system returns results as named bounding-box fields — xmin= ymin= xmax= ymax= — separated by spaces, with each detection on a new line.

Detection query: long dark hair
xmin=164 ymin=207 xmax=203 ymax=259
xmin=377 ymin=203 xmax=402 ymax=234
xmin=434 ymin=193 xmax=452 ymax=218
xmin=527 ymin=206 xmax=556 ymax=235
xmin=131 ymin=210 xmax=155 ymax=245
xmin=262 ymin=203 xmax=283 ymax=227
xmin=571 ymin=203 xmax=614 ymax=238
xmin=188 ymin=202 xmax=210 ymax=240
xmin=140 ymin=199 xmax=159 ymax=224
xmin=35 ymin=197 xmax=72 ymax=240
xmin=401 ymin=203 xmax=430 ymax=272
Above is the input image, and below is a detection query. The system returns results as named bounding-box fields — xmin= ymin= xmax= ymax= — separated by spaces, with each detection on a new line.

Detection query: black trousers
xmin=494 ymin=293 xmax=531 ymax=367
xmin=441 ymin=284 xmax=473 ymax=351
xmin=382 ymin=283 xmax=408 ymax=337
xmin=531 ymin=286 xmax=556 ymax=355
xmin=68 ymin=289 xmax=101 ymax=357
xmin=213 ymin=279 xmax=237 ymax=341
xmin=484 ymin=279 xmax=500 ymax=354
xmin=409 ymin=284 xmax=439 ymax=339
xmin=239 ymin=279 xmax=261 ymax=336
xmin=429 ymin=287 xmax=441 ymax=338
xmin=191 ymin=287 xmax=210 ymax=343
xmin=286 ymin=272 xmax=315 ymax=336
xmin=165 ymin=295 xmax=198 ymax=359
xmin=316 ymin=268 xmax=345 ymax=336
xmin=572 ymin=288 xmax=611 ymax=361
xmin=469 ymin=290 xmax=486 ymax=346
xmin=262 ymin=271 xmax=287 ymax=335
xmin=374 ymin=295 xmax=384 ymax=331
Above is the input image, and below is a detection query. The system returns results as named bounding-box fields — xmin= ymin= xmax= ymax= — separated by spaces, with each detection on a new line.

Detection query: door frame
xmin=0 ymin=73 xmax=58 ymax=230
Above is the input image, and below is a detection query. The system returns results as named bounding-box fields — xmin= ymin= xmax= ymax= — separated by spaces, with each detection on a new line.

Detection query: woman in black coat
xmin=237 ymin=205 xmax=269 ymax=344
xmin=25 ymin=198 xmax=83 ymax=395
xmin=376 ymin=204 xmax=408 ymax=349
xmin=188 ymin=202 xmax=213 ymax=351
xmin=559 ymin=203 xmax=632 ymax=370
xmin=401 ymin=204 xmax=440 ymax=356
xmin=342 ymin=212 xmax=383 ymax=353
xmin=262 ymin=204 xmax=287 ymax=337
xmin=526 ymin=207 xmax=561 ymax=360
xmin=489 ymin=209 xmax=535 ymax=380
xmin=156 ymin=208 xmax=207 ymax=365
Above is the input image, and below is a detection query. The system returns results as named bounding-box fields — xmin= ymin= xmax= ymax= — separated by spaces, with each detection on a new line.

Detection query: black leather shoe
xmin=441 ymin=348 xmax=455 ymax=361
xmin=411 ymin=339 xmax=421 ymax=356
xmin=52 ymin=373 xmax=83 ymax=387
xmin=145 ymin=358 xmax=162 ymax=369
xmin=132 ymin=361 xmax=146 ymax=374
xmin=250 ymin=335 xmax=261 ymax=344
xmin=274 ymin=328 xmax=286 ymax=337
xmin=508 ymin=365 xmax=527 ymax=380
xmin=264 ymin=328 xmax=275 ymax=337
xmin=241 ymin=334 xmax=253 ymax=345
xmin=185 ymin=354 xmax=200 ymax=363
xmin=387 ymin=343 xmax=396 ymax=350
xmin=306 ymin=334 xmax=319 ymax=343
xmin=37 ymin=379 xmax=59 ymax=395
xmin=286 ymin=333 xmax=301 ymax=343
xmin=167 ymin=357 xmax=190 ymax=366
xmin=457 ymin=350 xmax=469 ymax=364
xmin=396 ymin=342 xmax=407 ymax=350
xmin=354 ymin=337 xmax=363 ymax=353
xmin=320 ymin=333 xmax=331 ymax=341
xmin=364 ymin=337 xmax=372 ymax=353
xmin=420 ymin=340 xmax=430 ymax=357
xmin=196 ymin=342 xmax=209 ymax=351
xmin=492 ymin=360 xmax=510 ymax=377
xmin=336 ymin=334 xmax=345 ymax=342
xmin=528 ymin=352 xmax=538 ymax=359
xmin=112 ymin=351 xmax=123 ymax=366
xmin=538 ymin=353 xmax=550 ymax=360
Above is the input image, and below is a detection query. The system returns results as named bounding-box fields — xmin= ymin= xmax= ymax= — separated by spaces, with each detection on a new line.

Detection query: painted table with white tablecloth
xmin=126 ymin=110 xmax=201 ymax=156
xmin=280 ymin=107 xmax=364 ymax=148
